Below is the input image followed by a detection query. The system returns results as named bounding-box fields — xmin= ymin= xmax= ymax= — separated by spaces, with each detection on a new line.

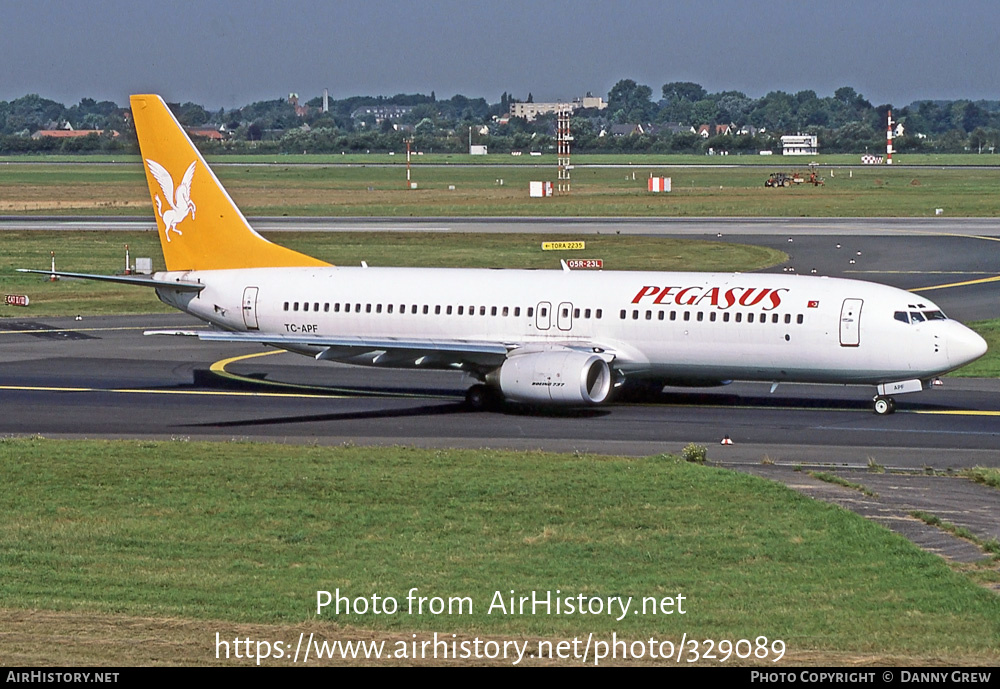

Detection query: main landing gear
xmin=465 ymin=384 xmax=504 ymax=411
xmin=873 ymin=395 xmax=896 ymax=415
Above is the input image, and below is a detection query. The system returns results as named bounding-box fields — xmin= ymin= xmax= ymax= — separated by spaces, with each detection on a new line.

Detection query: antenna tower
xmin=557 ymin=109 xmax=572 ymax=193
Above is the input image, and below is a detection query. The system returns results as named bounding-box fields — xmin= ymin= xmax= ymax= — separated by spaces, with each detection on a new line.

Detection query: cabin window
xmin=303 ymin=302 xmax=309 ymax=312
xmin=458 ymin=306 xmax=464 ymax=315
xmin=503 ymin=306 xmax=509 ymax=317
xmin=658 ymin=311 xmax=664 ymax=321
xmin=670 ymin=311 xmax=677 ymax=321
xmin=527 ymin=307 xmax=534 ymax=317
xmin=771 ymin=313 xmax=778 ymax=323
xmin=334 ymin=303 xmax=340 ymax=313
xmin=723 ymin=312 xmax=730 ymax=322
xmin=797 ymin=314 xmax=804 ymax=324
xmin=314 ymin=303 xmax=319 ymax=312
xmin=293 ymin=302 xmax=299 ymax=312
xmin=584 ymin=308 xmax=591 ymax=319
xmin=632 ymin=310 xmax=639 ymax=320
xmin=355 ymin=303 xmax=361 ymax=312
xmin=283 ymin=302 xmax=289 ymax=311
xmin=573 ymin=308 xmax=580 ymax=318
xmin=516 ymin=307 xmax=522 ymax=317
xmin=480 ymin=306 xmax=486 ymax=316
xmin=491 ymin=306 xmax=498 ymax=316
xmin=748 ymin=313 xmax=754 ymax=323
xmin=645 ymin=310 xmax=652 ymax=320
xmin=324 ymin=303 xmax=330 ymax=313
xmin=596 ymin=309 xmax=602 ymax=319
xmin=423 ymin=305 xmax=429 ymax=314
xmin=620 ymin=310 xmax=626 ymax=320
xmin=435 ymin=305 xmax=441 ymax=315
xmin=784 ymin=314 xmax=791 ymax=324
xmin=447 ymin=305 xmax=453 ymax=315
xmin=735 ymin=313 xmax=742 ymax=323
xmin=376 ymin=304 xmax=383 ymax=313
xmin=683 ymin=311 xmax=690 ymax=322
xmin=697 ymin=312 xmax=704 ymax=322
xmin=710 ymin=312 xmax=717 ymax=322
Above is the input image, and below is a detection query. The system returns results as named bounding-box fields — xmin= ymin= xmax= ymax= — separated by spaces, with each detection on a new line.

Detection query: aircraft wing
xmin=191 ymin=330 xmax=512 ymax=369
xmin=149 ymin=329 xmax=617 ymax=371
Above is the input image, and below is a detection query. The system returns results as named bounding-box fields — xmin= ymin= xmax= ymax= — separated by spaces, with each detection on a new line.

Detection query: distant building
xmin=659 ymin=122 xmax=696 ymax=136
xmin=288 ymin=93 xmax=310 ymax=118
xmin=350 ymin=105 xmax=414 ymax=124
xmin=185 ymin=126 xmax=226 ymax=141
xmin=31 ymin=129 xmax=118 ymax=140
xmin=696 ymin=124 xmax=733 ymax=138
xmin=608 ymin=123 xmax=644 ymax=137
xmin=510 ymin=94 xmax=608 ymax=122
xmin=781 ymin=134 xmax=818 ymax=155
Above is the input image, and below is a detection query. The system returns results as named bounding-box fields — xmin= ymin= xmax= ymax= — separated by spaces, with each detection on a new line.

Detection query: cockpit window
xmin=897 ymin=309 xmax=946 ymax=324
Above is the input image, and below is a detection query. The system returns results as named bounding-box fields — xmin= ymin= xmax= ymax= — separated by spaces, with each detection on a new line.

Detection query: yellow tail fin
xmin=130 ymin=94 xmax=330 ymax=271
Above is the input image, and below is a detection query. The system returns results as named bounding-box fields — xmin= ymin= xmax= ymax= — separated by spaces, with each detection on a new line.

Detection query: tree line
xmin=2 ymin=81 xmax=1000 ymax=156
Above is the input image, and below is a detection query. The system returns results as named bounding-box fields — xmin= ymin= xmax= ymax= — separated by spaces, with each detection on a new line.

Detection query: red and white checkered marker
xmin=721 ymin=436 xmax=733 ymax=445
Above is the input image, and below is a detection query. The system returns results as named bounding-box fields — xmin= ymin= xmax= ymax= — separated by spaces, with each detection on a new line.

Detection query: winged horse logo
xmin=146 ymin=159 xmax=197 ymax=242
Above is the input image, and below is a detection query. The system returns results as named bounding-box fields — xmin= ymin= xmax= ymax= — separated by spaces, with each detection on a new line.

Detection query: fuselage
xmin=155 ymin=266 xmax=987 ymax=387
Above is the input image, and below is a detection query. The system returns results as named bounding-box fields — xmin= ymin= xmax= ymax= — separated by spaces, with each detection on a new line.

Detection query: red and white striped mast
xmin=886 ymin=109 xmax=894 ymax=165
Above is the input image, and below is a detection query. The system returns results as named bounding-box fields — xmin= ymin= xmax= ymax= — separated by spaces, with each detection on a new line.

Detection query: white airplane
xmin=20 ymin=94 xmax=988 ymax=415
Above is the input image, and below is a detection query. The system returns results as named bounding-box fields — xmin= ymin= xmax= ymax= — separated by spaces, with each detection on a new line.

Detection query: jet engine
xmin=490 ymin=350 xmax=612 ymax=405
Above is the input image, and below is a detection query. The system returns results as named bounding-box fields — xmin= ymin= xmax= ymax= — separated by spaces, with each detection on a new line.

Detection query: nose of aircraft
xmin=948 ymin=323 xmax=988 ymax=368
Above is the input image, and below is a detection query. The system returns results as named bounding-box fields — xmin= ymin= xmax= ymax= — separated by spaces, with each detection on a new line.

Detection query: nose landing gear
xmin=873 ymin=395 xmax=896 ymax=415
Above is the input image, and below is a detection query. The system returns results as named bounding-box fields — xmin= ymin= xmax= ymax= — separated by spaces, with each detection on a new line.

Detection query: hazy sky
xmin=4 ymin=0 xmax=999 ymax=109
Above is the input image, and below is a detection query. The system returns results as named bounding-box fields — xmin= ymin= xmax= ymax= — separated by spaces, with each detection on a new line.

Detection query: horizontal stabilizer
xmin=16 ymin=269 xmax=205 ymax=291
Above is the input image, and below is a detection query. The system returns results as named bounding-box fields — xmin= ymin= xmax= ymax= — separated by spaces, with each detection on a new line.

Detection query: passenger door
xmin=839 ymin=298 xmax=862 ymax=347
xmin=242 ymin=286 xmax=260 ymax=330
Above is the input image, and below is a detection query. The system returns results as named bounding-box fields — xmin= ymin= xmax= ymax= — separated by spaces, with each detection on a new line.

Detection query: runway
xmin=3 ymin=217 xmax=999 ymax=459
xmin=2 ymin=314 xmax=999 ymax=466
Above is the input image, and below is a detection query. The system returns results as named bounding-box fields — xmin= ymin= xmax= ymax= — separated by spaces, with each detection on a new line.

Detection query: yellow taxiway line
xmin=910 ymin=275 xmax=1000 ymax=292
xmin=0 ymin=384 xmax=342 ymax=400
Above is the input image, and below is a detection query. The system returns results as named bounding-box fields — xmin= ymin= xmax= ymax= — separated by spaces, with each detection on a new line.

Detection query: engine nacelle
xmin=493 ymin=350 xmax=612 ymax=405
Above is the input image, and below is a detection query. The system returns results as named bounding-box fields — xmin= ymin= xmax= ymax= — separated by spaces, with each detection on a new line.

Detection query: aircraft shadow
xmin=184 ymin=400 xmax=470 ymax=428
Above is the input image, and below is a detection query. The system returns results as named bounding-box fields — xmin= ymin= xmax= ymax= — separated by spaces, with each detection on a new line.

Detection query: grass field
xmin=1 ymin=438 xmax=997 ymax=666
xmin=951 ymin=318 xmax=1000 ymax=377
xmin=3 ymin=159 xmax=1000 ymax=216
